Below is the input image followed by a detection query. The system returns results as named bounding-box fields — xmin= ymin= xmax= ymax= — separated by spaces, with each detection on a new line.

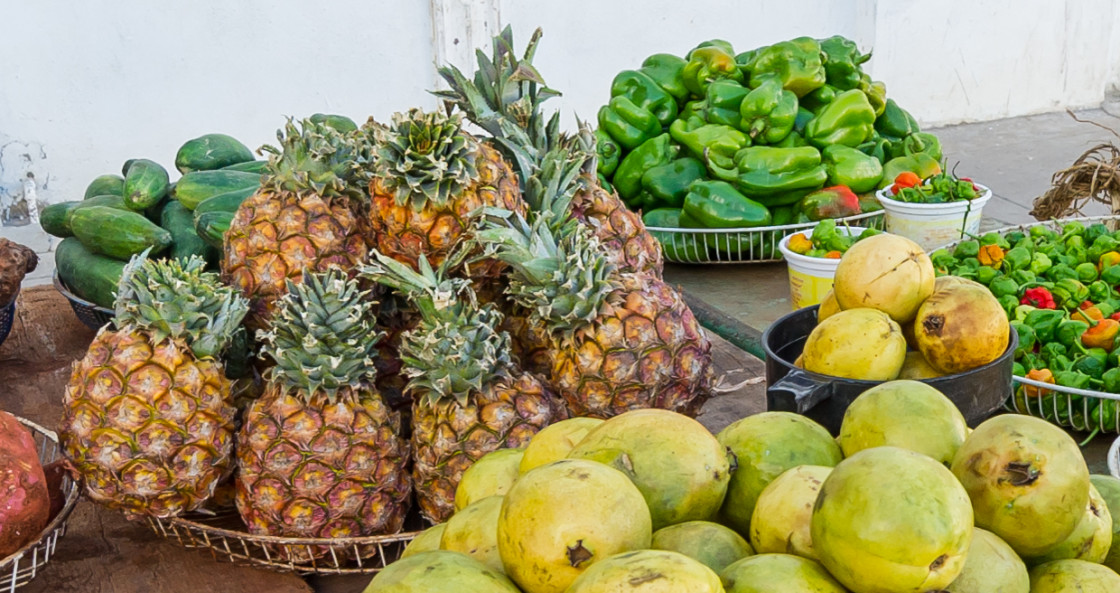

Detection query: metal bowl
xmin=52 ymin=272 xmax=113 ymax=331
xmin=0 ymin=291 xmax=15 ymax=348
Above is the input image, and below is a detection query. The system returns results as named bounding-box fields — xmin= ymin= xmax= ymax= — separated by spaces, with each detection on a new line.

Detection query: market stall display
xmin=595 ymin=35 xmax=941 ymax=262
xmin=777 ymin=219 xmax=881 ymax=308
xmin=876 ymin=169 xmax=993 ymax=250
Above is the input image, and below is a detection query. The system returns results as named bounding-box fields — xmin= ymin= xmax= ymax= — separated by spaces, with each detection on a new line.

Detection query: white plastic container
xmin=778 ymin=227 xmax=868 ymax=310
xmin=875 ymin=183 xmax=992 ymax=252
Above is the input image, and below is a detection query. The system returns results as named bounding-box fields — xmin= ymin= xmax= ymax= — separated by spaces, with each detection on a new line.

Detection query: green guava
xmin=944 ymin=528 xmax=1029 ymax=593
xmin=565 ymin=550 xmax=723 ymax=593
xmin=1028 ymin=559 xmax=1120 ymax=592
xmin=400 ymin=523 xmax=446 ymax=559
xmin=455 ymin=448 xmax=523 ymax=511
xmin=363 ymin=550 xmax=520 ymax=593
xmin=440 ymin=495 xmax=504 ymax=573
xmin=1089 ymin=473 xmax=1120 ymax=572
xmin=1025 ymin=483 xmax=1112 ymax=566
xmin=719 ymin=553 xmax=846 ymax=593
xmin=651 ymin=520 xmax=754 ymax=574
xmin=749 ymin=465 xmax=831 ymax=560
xmin=837 ymin=379 xmax=968 ymax=465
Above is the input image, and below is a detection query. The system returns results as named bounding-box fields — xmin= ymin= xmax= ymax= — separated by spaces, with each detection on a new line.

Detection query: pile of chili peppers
xmin=931 ymin=220 xmax=1120 ymax=439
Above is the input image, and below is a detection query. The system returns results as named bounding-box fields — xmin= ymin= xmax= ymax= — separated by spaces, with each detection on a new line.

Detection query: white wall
xmin=4 ymin=0 xmax=1120 ymax=281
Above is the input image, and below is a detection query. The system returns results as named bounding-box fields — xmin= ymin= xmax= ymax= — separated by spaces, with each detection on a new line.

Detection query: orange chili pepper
xmin=1082 ymin=318 xmax=1120 ymax=351
xmin=977 ymin=244 xmax=1005 ymax=269
xmin=1100 ymin=251 xmax=1120 ymax=272
xmin=890 ymin=171 xmax=921 ymax=194
xmin=788 ymin=233 xmax=813 ymax=255
xmin=824 ymin=251 xmax=842 ymax=259
xmin=1072 ymin=305 xmax=1105 ymax=324
xmin=1023 ymin=368 xmax=1055 ymax=398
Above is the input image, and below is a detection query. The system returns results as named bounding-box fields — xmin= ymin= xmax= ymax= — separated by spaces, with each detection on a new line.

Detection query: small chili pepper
xmin=977 ymin=244 xmax=1005 ymax=269
xmin=890 ymin=171 xmax=921 ymax=194
xmin=1010 ymin=320 xmax=1036 ymax=360
xmin=1021 ymin=286 xmax=1057 ymax=309
xmin=1056 ymin=320 xmax=1091 ymax=349
xmin=1111 ymin=312 xmax=1120 ymax=321
xmin=1072 ymin=305 xmax=1105 ymax=324
xmin=1023 ymin=368 xmax=1055 ymax=398
xmin=1083 ymin=318 xmax=1120 ymax=351
xmin=1030 ymin=252 xmax=1053 ymax=276
xmin=824 ymin=250 xmax=842 ymax=259
xmin=1025 ymin=309 xmax=1065 ymax=342
xmin=787 ymin=233 xmax=813 ymax=255
xmin=1103 ymin=367 xmax=1120 ymax=393
xmin=1102 ymin=264 xmax=1120 ymax=286
xmin=1100 ymin=251 xmax=1120 ymax=271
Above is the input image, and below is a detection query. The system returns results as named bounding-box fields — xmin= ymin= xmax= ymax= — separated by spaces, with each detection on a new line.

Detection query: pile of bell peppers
xmin=594 ymin=35 xmax=944 ymax=259
xmin=931 ymin=220 xmax=1120 ymax=437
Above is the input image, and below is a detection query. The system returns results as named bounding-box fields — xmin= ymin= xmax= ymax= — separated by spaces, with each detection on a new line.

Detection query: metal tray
xmin=648 ymin=210 xmax=885 ymax=264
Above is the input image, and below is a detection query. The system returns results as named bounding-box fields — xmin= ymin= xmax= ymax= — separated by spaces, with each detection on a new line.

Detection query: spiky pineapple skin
xmin=60 ymin=328 xmax=236 ymax=518
xmin=222 ymin=189 xmax=372 ymax=329
xmin=369 ymin=141 xmax=524 ymax=274
xmin=572 ymin=179 xmax=664 ymax=277
xmin=411 ymin=372 xmax=561 ymax=523
xmin=551 ymin=273 xmax=712 ymax=418
xmin=235 ymin=384 xmax=411 ymax=559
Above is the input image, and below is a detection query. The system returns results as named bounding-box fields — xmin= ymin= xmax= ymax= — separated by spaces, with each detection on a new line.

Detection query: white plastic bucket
xmin=875 ymin=183 xmax=992 ymax=252
xmin=778 ymin=227 xmax=868 ymax=310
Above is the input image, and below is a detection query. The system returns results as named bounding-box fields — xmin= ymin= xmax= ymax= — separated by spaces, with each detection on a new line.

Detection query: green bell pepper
xmin=793 ymin=107 xmax=814 ymax=133
xmin=1010 ymin=321 xmax=1037 ymax=359
xmin=595 ymin=129 xmax=621 ymax=177
xmin=771 ymin=205 xmax=795 ymax=226
xmin=598 ymin=95 xmax=661 ymax=150
xmin=775 ymin=131 xmax=808 ymax=148
xmin=613 ymin=134 xmax=678 ymax=201
xmin=744 ymin=37 xmax=826 ymax=97
xmin=642 ymin=208 xmax=706 ymax=261
xmin=739 ymin=77 xmax=798 ymax=144
xmin=799 ymin=84 xmax=837 ymax=114
xmin=668 ymin=117 xmax=749 ymax=172
xmin=710 ymin=145 xmax=828 ymax=202
xmin=797 ymin=186 xmax=862 ymax=222
xmin=1025 ymin=309 xmax=1065 ymax=342
xmin=879 ymin=154 xmax=941 ymax=189
xmin=856 ymin=136 xmax=890 ymax=164
xmin=818 ymin=35 xmax=870 ymax=91
xmin=874 ymin=98 xmax=920 ymax=139
xmin=639 ymin=54 xmax=690 ymax=104
xmin=990 ymin=276 xmax=1020 ymax=299
xmin=639 ymin=158 xmax=707 ymax=209
xmin=682 ymin=180 xmax=772 ymax=228
xmin=703 ymin=80 xmax=751 ymax=128
xmin=901 ymin=132 xmax=943 ymax=162
xmin=822 ymin=145 xmax=883 ymax=193
xmin=610 ymin=70 xmax=679 ymax=127
xmin=804 ymin=90 xmax=876 ymax=148
xmin=858 ymin=75 xmax=887 ymax=117
xmin=682 ymin=44 xmax=743 ymax=96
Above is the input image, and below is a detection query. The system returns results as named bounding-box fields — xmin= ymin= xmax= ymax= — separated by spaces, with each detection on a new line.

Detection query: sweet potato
xmin=0 ymin=412 xmax=49 ymax=557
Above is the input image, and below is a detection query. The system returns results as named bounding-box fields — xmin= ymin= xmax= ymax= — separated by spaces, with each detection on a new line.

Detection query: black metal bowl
xmin=0 ymin=291 xmax=16 ymax=347
xmin=53 ymin=271 xmax=114 ymax=331
xmin=763 ymin=305 xmax=1016 ymax=435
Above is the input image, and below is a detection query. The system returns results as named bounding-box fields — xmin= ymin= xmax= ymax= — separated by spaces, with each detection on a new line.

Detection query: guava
xmin=832 ymin=233 xmax=935 ymax=323
xmin=652 ymin=520 xmax=754 ymax=574
xmin=950 ymin=415 xmax=1089 ymax=557
xmin=749 ymin=465 xmax=831 ymax=560
xmin=720 ymin=553 xmax=846 ymax=593
xmin=801 ymin=308 xmax=906 ymax=380
xmin=914 ymin=280 xmax=1010 ymax=374
xmin=441 ymin=495 xmax=504 ymax=573
xmin=519 ymin=417 xmax=603 ymax=474
xmin=837 ymin=379 xmax=968 ymax=465
xmin=565 ymin=550 xmax=723 ymax=593
xmin=812 ymin=447 xmax=974 ymax=593
xmin=363 ymin=550 xmax=520 ymax=593
xmin=400 ymin=523 xmax=446 ymax=559
xmin=1028 ymin=559 xmax=1120 ymax=592
xmin=1024 ymin=483 xmax=1112 ymax=566
xmin=944 ymin=528 xmax=1029 ymax=593
xmin=1089 ymin=473 xmax=1120 ymax=572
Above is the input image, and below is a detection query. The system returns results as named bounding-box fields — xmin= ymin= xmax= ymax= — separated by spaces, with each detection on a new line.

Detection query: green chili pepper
xmin=953 ymin=240 xmax=980 ymax=259
xmin=1064 ymin=221 xmax=1087 ymax=237
xmin=639 ymin=53 xmax=690 ymax=104
xmin=1098 ymin=301 xmax=1116 ymax=318
xmin=1026 ymin=309 xmax=1065 ymax=342
xmin=958 ymin=257 xmax=981 ymax=271
xmin=610 ymin=70 xmax=679 ymax=127
xmin=1103 ymin=368 xmax=1120 ymax=393
xmin=989 ymin=276 xmax=1019 ymax=299
xmin=1041 ymin=341 xmax=1068 ymax=364
xmin=1010 ymin=321 xmax=1037 ymax=359
xmin=1030 ymin=252 xmax=1053 ymax=276
xmin=1093 ymin=401 xmax=1119 ymax=431
xmin=804 ymin=89 xmax=876 ymax=148
xmin=639 ymin=158 xmax=707 ymax=209
xmin=613 ymin=134 xmax=678 ymax=201
xmin=1056 ymin=320 xmax=1091 ymax=349
xmin=739 ymin=77 xmax=798 ymax=144
xmin=1055 ymin=278 xmax=1090 ymax=308
xmin=598 ymin=95 xmax=661 ymax=150
xmin=975 ymin=266 xmax=1000 ymax=286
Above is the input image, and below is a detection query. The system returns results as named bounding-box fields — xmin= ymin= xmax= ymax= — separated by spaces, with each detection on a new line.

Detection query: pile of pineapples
xmin=57 ymin=28 xmax=715 ymax=562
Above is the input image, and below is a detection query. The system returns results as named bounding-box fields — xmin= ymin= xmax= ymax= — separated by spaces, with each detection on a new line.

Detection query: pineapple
xmin=434 ymin=26 xmax=664 ymax=277
xmin=60 ymin=254 xmax=249 ymax=518
xmin=235 ymin=268 xmax=411 ymax=559
xmin=361 ymin=250 xmax=562 ymax=523
xmin=222 ymin=118 xmax=372 ymax=330
xmin=362 ymin=108 xmax=525 ymax=276
xmin=477 ymin=212 xmax=713 ymax=418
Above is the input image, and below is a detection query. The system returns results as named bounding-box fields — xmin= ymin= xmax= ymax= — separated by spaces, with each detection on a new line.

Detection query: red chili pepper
xmin=960 ymin=176 xmax=979 ymax=191
xmin=1021 ymin=287 xmax=1057 ymax=309
xmin=1111 ymin=312 xmax=1120 ymax=321
xmin=1081 ymin=300 xmax=1095 ymax=310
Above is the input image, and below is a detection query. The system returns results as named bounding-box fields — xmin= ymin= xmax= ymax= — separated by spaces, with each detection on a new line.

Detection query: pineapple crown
xmin=365 ymin=108 xmax=479 ymax=209
xmin=474 ymin=209 xmax=620 ymax=341
xmin=359 ymin=249 xmax=513 ymax=406
xmin=432 ymin=26 xmax=563 ymax=184
xmin=520 ymin=139 xmax=591 ymax=221
xmin=260 ymin=117 xmax=369 ymax=202
xmin=113 ymin=252 xmax=249 ymax=359
xmin=257 ymin=267 xmax=383 ymax=400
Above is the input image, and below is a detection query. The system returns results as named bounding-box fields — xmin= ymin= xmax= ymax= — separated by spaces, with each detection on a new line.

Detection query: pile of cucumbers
xmin=42 ymin=133 xmax=264 ymax=309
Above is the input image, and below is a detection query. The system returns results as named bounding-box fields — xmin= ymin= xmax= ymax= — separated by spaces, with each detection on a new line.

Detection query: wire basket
xmin=52 ymin=272 xmax=113 ymax=332
xmin=0 ymin=417 xmax=81 ymax=592
xmin=145 ymin=511 xmax=422 ymax=576
xmin=936 ymin=215 xmax=1120 ymax=434
xmin=648 ymin=210 xmax=885 ymax=264
xmin=0 ymin=292 xmax=15 ymax=348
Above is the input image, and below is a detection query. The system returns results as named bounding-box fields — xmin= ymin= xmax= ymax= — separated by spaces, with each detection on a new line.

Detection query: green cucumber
xmin=195 ymin=211 xmax=234 ymax=250
xmin=193 ymin=186 xmax=256 ymax=217
xmin=175 ymin=134 xmax=255 ymax=173
xmin=172 ymin=170 xmax=261 ymax=210
xmin=162 ymin=201 xmax=217 ymax=264
xmin=40 ymin=201 xmax=82 ymax=237
xmin=71 ymin=206 xmax=172 ymax=259
xmin=123 ymin=159 xmax=170 ymax=210
xmin=55 ymin=237 xmax=128 ymax=309
xmin=310 ymin=113 xmax=358 ymax=133
xmin=84 ymin=174 xmax=125 ymax=199
xmin=222 ymin=160 xmax=269 ymax=174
